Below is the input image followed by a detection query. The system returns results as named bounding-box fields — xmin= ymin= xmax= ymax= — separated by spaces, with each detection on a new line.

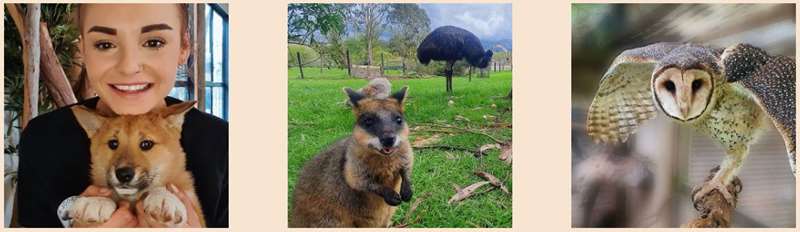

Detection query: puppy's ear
xmin=344 ymin=87 xmax=364 ymax=107
xmin=71 ymin=105 xmax=107 ymax=138
xmin=160 ymin=101 xmax=196 ymax=131
xmin=391 ymin=86 xmax=408 ymax=105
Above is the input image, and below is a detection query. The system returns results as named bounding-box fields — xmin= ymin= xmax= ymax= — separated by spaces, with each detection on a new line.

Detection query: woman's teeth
xmin=112 ymin=84 xmax=150 ymax=92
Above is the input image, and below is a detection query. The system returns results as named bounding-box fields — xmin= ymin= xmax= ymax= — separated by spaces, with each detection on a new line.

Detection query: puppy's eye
xmin=108 ymin=139 xmax=119 ymax=150
xmin=140 ymin=140 xmax=154 ymax=151
xmin=395 ymin=116 xmax=403 ymax=124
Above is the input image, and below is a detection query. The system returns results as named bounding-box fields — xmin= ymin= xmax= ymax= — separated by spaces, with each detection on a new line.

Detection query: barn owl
xmin=586 ymin=42 xmax=795 ymax=205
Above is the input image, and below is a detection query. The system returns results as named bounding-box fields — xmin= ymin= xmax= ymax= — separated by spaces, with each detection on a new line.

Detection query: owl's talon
xmin=692 ymin=179 xmax=735 ymax=208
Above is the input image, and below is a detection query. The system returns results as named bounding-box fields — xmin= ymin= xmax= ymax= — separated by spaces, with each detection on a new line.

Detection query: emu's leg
xmin=446 ymin=60 xmax=455 ymax=94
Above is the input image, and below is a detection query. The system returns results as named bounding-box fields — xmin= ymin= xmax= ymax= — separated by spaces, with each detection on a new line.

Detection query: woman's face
xmin=80 ymin=4 xmax=189 ymax=115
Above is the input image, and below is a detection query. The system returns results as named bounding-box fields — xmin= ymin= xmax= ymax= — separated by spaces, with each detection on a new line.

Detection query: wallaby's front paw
xmin=142 ymin=187 xmax=187 ymax=227
xmin=383 ymin=191 xmax=402 ymax=206
xmin=400 ymin=185 xmax=413 ymax=202
xmin=70 ymin=196 xmax=116 ymax=227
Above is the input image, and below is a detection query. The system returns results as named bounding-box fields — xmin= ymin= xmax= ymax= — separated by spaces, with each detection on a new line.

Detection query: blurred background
xmin=571 ymin=4 xmax=795 ymax=228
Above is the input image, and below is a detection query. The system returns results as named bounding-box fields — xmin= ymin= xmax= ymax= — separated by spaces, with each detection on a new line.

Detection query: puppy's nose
xmin=380 ymin=137 xmax=396 ymax=148
xmin=115 ymin=167 xmax=135 ymax=183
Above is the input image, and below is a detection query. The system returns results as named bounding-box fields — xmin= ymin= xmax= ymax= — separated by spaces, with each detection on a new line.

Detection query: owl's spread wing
xmin=724 ymin=44 xmax=796 ymax=174
xmin=586 ymin=43 xmax=680 ymax=144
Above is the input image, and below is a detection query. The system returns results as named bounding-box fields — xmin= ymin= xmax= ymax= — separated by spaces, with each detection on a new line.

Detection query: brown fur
xmin=290 ymin=87 xmax=413 ymax=228
xmin=71 ymin=102 xmax=205 ymax=227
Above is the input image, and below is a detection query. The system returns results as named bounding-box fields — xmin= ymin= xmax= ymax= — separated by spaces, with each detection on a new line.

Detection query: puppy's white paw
xmin=69 ymin=196 xmax=116 ymax=226
xmin=142 ymin=187 xmax=187 ymax=227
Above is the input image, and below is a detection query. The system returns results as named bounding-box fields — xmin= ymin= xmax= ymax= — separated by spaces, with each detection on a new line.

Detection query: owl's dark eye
xmin=692 ymin=79 xmax=703 ymax=91
xmin=664 ymin=81 xmax=676 ymax=93
xmin=140 ymin=140 xmax=154 ymax=151
xmin=108 ymin=139 xmax=119 ymax=150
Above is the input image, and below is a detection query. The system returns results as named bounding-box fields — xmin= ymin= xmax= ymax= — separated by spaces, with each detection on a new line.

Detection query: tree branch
xmin=684 ymin=167 xmax=742 ymax=228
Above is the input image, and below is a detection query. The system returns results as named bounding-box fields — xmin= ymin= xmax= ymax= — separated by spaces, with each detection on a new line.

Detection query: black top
xmin=16 ymin=97 xmax=228 ymax=227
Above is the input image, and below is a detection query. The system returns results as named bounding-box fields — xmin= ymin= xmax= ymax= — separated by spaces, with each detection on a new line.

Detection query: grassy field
xmin=288 ymin=67 xmax=512 ymax=228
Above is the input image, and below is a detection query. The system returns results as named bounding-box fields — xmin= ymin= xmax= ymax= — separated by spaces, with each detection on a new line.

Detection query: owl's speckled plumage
xmin=587 ymin=42 xmax=796 ymax=190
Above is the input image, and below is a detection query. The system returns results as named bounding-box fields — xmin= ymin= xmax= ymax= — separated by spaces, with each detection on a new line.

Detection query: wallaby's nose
xmin=115 ymin=167 xmax=135 ymax=183
xmin=380 ymin=137 xmax=396 ymax=148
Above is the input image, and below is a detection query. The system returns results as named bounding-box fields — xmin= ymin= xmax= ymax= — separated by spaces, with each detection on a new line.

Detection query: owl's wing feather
xmin=586 ymin=43 xmax=680 ymax=144
xmin=727 ymin=51 xmax=796 ymax=174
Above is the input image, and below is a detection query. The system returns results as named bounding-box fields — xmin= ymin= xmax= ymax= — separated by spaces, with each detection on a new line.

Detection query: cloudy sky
xmin=419 ymin=3 xmax=512 ymax=41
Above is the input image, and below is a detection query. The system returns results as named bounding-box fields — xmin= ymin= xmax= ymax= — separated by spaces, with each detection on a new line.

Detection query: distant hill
xmin=482 ymin=38 xmax=513 ymax=52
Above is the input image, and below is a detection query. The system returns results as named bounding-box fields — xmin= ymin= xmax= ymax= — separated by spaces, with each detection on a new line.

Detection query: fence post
xmin=296 ymin=52 xmax=304 ymax=79
xmin=346 ymin=49 xmax=352 ymax=77
xmin=380 ymin=53 xmax=384 ymax=76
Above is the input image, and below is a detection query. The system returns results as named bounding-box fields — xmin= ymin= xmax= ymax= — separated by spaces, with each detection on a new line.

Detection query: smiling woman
xmin=77 ymin=4 xmax=190 ymax=115
xmin=8 ymin=3 xmax=228 ymax=228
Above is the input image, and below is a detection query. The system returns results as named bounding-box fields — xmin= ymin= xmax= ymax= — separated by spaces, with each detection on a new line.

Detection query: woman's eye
xmin=143 ymin=39 xmax=165 ymax=48
xmin=94 ymin=41 xmax=116 ymax=50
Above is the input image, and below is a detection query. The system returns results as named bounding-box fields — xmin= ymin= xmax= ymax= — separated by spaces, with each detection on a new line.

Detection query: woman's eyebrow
xmin=88 ymin=26 xmax=117 ymax=35
xmin=141 ymin=24 xmax=173 ymax=33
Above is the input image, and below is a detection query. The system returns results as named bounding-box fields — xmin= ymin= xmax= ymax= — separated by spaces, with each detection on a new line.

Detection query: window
xmin=169 ymin=4 xmax=229 ymax=121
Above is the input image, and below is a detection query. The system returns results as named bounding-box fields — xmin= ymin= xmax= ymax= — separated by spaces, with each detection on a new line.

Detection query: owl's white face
xmin=653 ymin=68 xmax=714 ymax=121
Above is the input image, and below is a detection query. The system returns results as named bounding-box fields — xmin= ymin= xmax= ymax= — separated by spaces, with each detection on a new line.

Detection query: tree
xmin=387 ymin=4 xmax=429 ymax=75
xmin=287 ymin=4 xmax=345 ymax=46
xmin=348 ymin=4 xmax=389 ymax=65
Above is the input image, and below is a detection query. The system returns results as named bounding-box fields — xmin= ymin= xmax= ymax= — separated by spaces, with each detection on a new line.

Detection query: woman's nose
xmin=117 ymin=46 xmax=143 ymax=75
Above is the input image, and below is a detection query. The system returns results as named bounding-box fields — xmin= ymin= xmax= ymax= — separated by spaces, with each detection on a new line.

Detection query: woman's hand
xmin=75 ymin=185 xmax=138 ymax=228
xmin=135 ymin=184 xmax=203 ymax=228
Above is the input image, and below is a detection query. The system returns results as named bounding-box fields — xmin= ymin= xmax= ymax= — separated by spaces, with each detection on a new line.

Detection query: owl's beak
xmin=680 ymin=105 xmax=690 ymax=119
xmin=676 ymin=88 xmax=692 ymax=120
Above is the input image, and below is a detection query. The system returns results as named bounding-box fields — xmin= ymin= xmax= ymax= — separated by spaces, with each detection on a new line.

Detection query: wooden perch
xmin=685 ymin=166 xmax=743 ymax=228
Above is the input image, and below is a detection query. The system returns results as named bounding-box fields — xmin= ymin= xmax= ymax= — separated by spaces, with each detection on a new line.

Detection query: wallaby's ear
xmin=344 ymin=87 xmax=364 ymax=107
xmin=391 ymin=86 xmax=408 ymax=105
xmin=71 ymin=105 xmax=107 ymax=138
xmin=160 ymin=101 xmax=196 ymax=130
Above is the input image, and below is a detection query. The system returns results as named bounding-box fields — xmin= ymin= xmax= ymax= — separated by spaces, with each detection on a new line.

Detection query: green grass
xmin=288 ymin=68 xmax=512 ymax=228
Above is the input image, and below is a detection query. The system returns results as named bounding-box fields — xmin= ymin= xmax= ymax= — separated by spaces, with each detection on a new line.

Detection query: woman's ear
xmin=77 ymin=36 xmax=85 ymax=56
xmin=178 ymin=31 xmax=191 ymax=65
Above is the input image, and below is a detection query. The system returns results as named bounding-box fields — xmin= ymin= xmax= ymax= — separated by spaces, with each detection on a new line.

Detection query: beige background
xmin=0 ymin=0 xmax=797 ymax=231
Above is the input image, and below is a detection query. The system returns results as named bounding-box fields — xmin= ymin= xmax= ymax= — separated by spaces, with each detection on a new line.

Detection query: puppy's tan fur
xmin=70 ymin=102 xmax=205 ymax=227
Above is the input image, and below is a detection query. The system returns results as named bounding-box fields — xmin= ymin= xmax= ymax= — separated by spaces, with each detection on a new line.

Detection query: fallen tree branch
xmin=413 ymin=144 xmax=474 ymax=153
xmin=416 ymin=122 xmax=507 ymax=144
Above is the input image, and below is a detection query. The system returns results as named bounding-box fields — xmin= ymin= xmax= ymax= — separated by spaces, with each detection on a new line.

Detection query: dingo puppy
xmin=68 ymin=101 xmax=205 ymax=227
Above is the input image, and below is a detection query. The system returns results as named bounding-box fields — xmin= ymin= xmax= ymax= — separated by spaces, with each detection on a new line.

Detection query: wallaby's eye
xmin=140 ymin=140 xmax=154 ymax=151
xmin=363 ymin=117 xmax=375 ymax=126
xmin=108 ymin=139 xmax=119 ymax=150
xmin=395 ymin=116 xmax=403 ymax=124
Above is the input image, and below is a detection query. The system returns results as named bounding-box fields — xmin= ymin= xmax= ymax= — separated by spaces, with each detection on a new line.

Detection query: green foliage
xmin=387 ymin=4 xmax=430 ymax=75
xmin=4 ymin=4 xmax=79 ymax=140
xmin=288 ymin=70 xmax=513 ymax=227
xmin=288 ymin=4 xmax=346 ymax=45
